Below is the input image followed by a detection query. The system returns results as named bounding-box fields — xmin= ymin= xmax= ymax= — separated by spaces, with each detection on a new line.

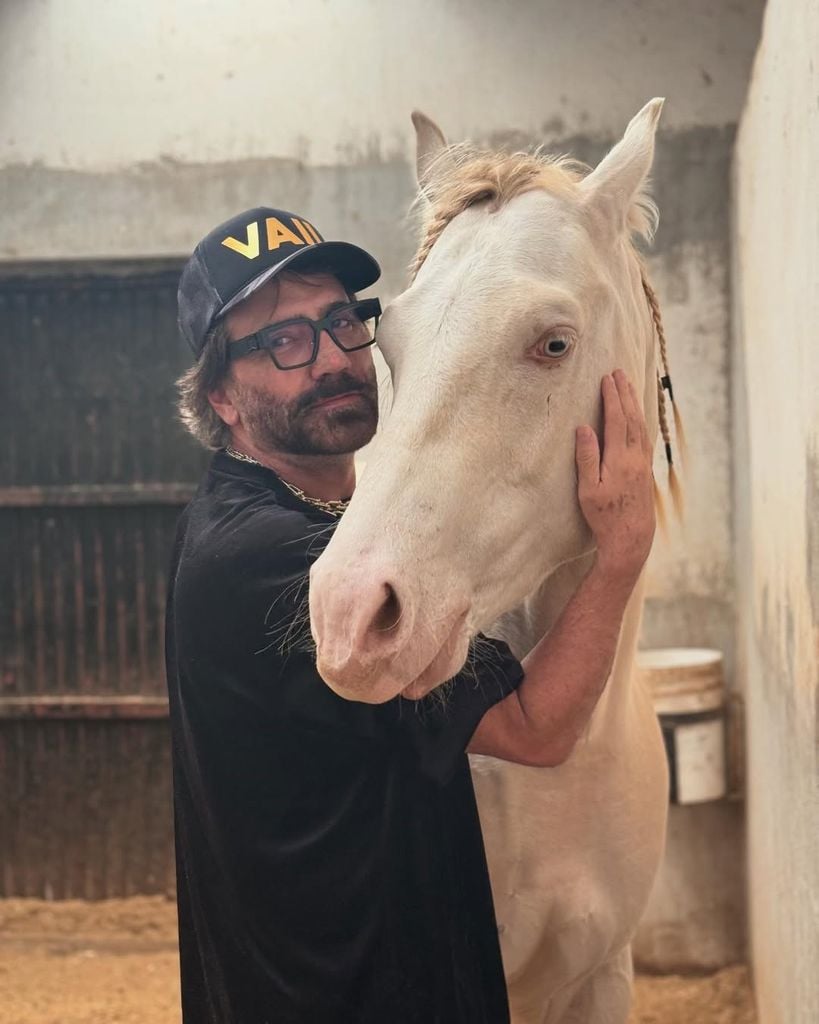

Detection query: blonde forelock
xmin=410 ymin=143 xmax=658 ymax=278
xmin=410 ymin=145 xmax=588 ymax=279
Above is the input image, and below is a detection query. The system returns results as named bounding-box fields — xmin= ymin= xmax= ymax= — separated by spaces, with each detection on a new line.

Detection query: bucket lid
xmin=635 ymin=647 xmax=724 ymax=714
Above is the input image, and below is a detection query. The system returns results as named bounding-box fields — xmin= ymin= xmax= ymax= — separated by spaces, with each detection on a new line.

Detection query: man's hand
xmin=575 ymin=369 xmax=655 ymax=586
xmin=468 ymin=368 xmax=657 ymax=766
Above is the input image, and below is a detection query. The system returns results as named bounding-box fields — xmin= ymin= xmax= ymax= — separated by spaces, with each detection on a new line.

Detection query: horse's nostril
xmin=370 ymin=583 xmax=402 ymax=634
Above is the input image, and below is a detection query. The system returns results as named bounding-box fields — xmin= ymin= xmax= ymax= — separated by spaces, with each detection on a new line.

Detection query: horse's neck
xmin=489 ymin=553 xmax=647 ymax=734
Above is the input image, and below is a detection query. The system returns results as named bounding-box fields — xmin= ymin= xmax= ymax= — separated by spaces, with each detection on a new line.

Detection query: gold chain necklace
xmin=224 ymin=446 xmax=350 ymax=517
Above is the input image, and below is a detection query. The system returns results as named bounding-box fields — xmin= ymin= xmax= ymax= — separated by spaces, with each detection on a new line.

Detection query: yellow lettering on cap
xmin=299 ymin=219 xmax=322 ymax=244
xmin=293 ymin=217 xmax=320 ymax=245
xmin=265 ymin=217 xmax=304 ymax=250
xmin=221 ymin=222 xmax=260 ymax=260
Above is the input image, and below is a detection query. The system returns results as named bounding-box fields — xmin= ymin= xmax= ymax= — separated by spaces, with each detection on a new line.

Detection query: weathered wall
xmin=0 ymin=0 xmax=758 ymax=172
xmin=1 ymin=0 xmax=762 ymax=289
xmin=0 ymin=0 xmax=767 ymax=967
xmin=733 ymin=2 xmax=819 ymax=1020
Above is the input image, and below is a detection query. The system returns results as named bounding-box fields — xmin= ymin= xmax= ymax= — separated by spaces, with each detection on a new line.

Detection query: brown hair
xmin=176 ymin=318 xmax=233 ymax=450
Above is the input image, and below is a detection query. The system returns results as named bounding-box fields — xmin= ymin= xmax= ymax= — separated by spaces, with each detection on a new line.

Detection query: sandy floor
xmin=0 ymin=898 xmax=757 ymax=1024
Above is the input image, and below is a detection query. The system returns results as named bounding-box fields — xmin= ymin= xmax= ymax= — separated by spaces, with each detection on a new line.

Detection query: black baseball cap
xmin=178 ymin=207 xmax=381 ymax=356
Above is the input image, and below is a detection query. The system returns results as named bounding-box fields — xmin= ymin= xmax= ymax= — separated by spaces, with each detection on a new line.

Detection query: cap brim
xmin=218 ymin=241 xmax=381 ymax=319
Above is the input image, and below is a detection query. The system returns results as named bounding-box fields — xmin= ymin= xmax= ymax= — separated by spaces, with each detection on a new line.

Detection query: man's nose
xmin=311 ymin=328 xmax=354 ymax=375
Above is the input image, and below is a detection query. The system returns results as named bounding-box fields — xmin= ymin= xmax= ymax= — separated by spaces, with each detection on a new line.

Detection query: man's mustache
xmin=296 ymin=373 xmax=376 ymax=414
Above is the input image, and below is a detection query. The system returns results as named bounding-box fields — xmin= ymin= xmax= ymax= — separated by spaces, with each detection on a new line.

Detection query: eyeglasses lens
xmin=267 ymin=322 xmax=316 ymax=368
xmin=269 ymin=303 xmax=375 ymax=368
xmin=328 ymin=304 xmax=372 ymax=351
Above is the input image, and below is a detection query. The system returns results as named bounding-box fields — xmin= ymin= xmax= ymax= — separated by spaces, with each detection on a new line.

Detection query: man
xmin=167 ymin=207 xmax=655 ymax=1024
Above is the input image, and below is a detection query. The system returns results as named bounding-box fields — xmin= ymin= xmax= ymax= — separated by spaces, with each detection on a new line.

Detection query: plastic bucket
xmin=635 ymin=648 xmax=727 ymax=804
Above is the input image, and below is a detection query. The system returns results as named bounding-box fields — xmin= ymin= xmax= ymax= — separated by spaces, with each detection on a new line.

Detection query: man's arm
xmin=467 ymin=370 xmax=656 ymax=766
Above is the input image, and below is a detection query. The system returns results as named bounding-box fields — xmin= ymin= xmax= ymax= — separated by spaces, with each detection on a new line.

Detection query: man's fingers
xmin=614 ymin=370 xmax=642 ymax=447
xmin=629 ymin=378 xmax=654 ymax=459
xmin=575 ymin=425 xmax=601 ymax=487
xmin=625 ymin=377 xmax=656 ymax=461
xmin=602 ymin=374 xmax=627 ymax=453
xmin=624 ymin=376 xmax=652 ymax=455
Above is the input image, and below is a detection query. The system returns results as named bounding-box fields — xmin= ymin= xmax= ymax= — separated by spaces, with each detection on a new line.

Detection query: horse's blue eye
xmin=533 ymin=332 xmax=574 ymax=361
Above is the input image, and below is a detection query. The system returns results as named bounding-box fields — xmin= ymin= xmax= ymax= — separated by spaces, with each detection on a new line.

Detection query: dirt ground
xmin=0 ymin=897 xmax=757 ymax=1024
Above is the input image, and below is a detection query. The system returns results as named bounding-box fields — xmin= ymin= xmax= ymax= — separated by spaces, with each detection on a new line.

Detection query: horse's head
xmin=310 ymin=100 xmax=664 ymax=703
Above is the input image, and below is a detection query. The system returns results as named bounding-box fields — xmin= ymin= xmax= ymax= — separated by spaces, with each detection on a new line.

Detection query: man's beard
xmin=231 ymin=367 xmax=379 ymax=456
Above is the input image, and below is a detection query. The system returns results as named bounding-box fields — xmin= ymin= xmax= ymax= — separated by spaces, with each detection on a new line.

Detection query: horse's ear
xmin=580 ymin=98 xmax=664 ymax=238
xmin=411 ymin=110 xmax=450 ymax=190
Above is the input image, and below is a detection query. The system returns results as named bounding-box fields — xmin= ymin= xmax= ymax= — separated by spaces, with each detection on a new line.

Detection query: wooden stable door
xmin=0 ymin=267 xmax=206 ymax=898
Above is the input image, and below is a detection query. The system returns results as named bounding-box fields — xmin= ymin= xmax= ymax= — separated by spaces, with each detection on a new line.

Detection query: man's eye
xmin=270 ymin=334 xmax=297 ymax=349
xmin=331 ymin=315 xmax=354 ymax=330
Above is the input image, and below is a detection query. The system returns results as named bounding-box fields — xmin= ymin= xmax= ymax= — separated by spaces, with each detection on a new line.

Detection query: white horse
xmin=310 ymin=100 xmax=670 ymax=1024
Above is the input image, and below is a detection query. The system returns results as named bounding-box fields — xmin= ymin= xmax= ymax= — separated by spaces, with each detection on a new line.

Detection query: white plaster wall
xmin=0 ymin=0 xmax=768 ymax=971
xmin=2 ymin=0 xmax=760 ymax=172
xmin=733 ymin=2 xmax=819 ymax=1020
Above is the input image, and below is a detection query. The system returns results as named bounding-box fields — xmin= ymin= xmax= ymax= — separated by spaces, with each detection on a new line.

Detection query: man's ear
xmin=411 ymin=110 xmax=451 ymax=193
xmin=208 ymin=386 xmax=240 ymax=428
xmin=579 ymin=98 xmax=664 ymax=240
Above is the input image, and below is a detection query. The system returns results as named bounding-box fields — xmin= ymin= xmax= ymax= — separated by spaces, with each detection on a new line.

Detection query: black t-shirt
xmin=165 ymin=451 xmax=524 ymax=1024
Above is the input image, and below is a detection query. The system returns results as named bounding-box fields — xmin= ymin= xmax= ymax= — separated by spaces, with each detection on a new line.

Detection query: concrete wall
xmin=733 ymin=3 xmax=819 ymax=1020
xmin=1 ymin=0 xmax=767 ymax=969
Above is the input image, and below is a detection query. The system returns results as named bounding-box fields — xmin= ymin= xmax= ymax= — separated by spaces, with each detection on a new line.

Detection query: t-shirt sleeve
xmin=177 ymin=502 xmax=392 ymax=742
xmin=177 ymin=500 xmax=524 ymax=775
xmin=187 ymin=504 xmax=319 ymax=664
xmin=395 ymin=635 xmax=525 ymax=785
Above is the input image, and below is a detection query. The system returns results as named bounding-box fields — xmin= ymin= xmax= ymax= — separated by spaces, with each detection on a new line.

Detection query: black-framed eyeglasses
xmin=227 ymin=298 xmax=381 ymax=370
